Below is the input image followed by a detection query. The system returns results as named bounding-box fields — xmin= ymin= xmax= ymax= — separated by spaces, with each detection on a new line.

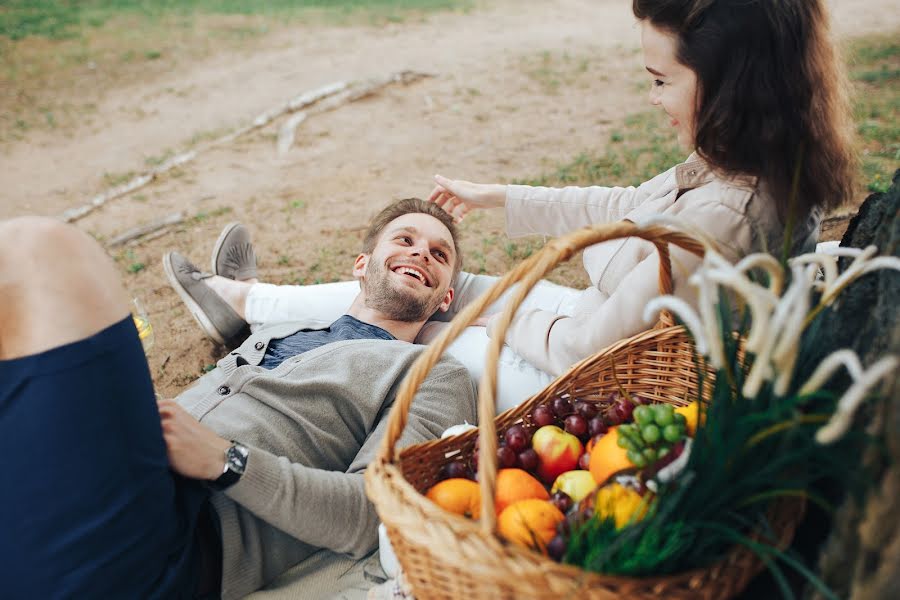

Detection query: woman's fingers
xmin=428 ymin=187 xmax=466 ymax=222
xmin=433 ymin=174 xmax=454 ymax=189
xmin=427 ymin=183 xmax=446 ymax=204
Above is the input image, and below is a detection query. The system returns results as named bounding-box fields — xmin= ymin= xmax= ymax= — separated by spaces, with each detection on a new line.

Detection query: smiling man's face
xmin=354 ymin=212 xmax=456 ymax=323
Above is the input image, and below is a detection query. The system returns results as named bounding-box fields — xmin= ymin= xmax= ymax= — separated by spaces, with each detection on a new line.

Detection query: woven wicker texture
xmin=365 ymin=222 xmax=799 ymax=599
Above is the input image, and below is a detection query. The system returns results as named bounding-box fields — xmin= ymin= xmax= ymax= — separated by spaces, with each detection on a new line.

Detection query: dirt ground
xmin=2 ymin=0 xmax=897 ymax=396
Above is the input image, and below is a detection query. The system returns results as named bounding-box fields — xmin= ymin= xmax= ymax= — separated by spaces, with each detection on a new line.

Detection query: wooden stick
xmin=275 ymin=70 xmax=434 ymax=155
xmin=59 ymin=81 xmax=350 ymax=223
xmin=107 ymin=212 xmax=185 ymax=247
xmin=59 ymin=71 xmax=432 ymax=224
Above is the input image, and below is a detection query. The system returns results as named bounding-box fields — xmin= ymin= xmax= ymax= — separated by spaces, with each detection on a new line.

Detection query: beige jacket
xmin=489 ymin=154 xmax=818 ymax=376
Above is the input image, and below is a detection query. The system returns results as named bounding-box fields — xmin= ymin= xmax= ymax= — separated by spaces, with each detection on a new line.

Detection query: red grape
xmin=605 ymin=407 xmax=624 ymax=426
xmin=549 ymin=491 xmax=573 ymax=514
xmin=531 ymin=404 xmax=556 ymax=427
xmin=574 ymin=400 xmax=598 ymax=420
xmin=551 ymin=397 xmax=574 ymax=418
xmin=564 ymin=414 xmax=588 ymax=437
xmin=547 ymin=534 xmax=567 ymax=562
xmin=577 ymin=452 xmax=590 ymax=470
xmin=504 ymin=424 xmax=529 ymax=452
xmin=588 ymin=417 xmax=608 ymax=437
xmin=497 ymin=445 xmax=518 ymax=468
xmin=517 ymin=448 xmax=539 ymax=472
xmin=440 ymin=461 xmax=471 ymax=480
xmin=614 ymin=399 xmax=635 ymax=423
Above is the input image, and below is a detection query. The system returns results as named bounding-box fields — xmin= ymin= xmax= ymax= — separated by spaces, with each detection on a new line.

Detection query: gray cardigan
xmin=174 ymin=321 xmax=477 ymax=599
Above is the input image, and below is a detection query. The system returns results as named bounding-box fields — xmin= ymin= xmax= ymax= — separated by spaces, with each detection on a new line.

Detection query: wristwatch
xmin=211 ymin=441 xmax=249 ymax=491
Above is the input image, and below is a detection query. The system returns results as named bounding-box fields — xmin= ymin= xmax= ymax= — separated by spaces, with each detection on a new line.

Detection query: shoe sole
xmin=211 ymin=221 xmax=243 ymax=278
xmin=163 ymin=252 xmax=227 ymax=346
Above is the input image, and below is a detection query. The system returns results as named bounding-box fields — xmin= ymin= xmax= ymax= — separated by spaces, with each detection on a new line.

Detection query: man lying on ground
xmin=0 ymin=198 xmax=476 ymax=599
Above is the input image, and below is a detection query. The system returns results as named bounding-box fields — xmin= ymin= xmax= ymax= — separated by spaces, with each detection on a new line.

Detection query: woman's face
xmin=641 ymin=21 xmax=698 ymax=149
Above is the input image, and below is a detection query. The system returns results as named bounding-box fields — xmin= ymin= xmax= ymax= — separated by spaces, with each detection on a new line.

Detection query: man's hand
xmin=427 ymin=175 xmax=507 ymax=222
xmin=157 ymin=398 xmax=231 ymax=481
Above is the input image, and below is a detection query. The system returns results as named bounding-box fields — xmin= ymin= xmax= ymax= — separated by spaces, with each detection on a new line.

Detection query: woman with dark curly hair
xmin=184 ymin=0 xmax=857 ymax=411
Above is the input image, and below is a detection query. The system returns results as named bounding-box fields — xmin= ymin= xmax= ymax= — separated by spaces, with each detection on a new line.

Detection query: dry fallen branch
xmin=60 ymin=81 xmax=352 ymax=223
xmin=61 ymin=73 xmax=432 ymax=223
xmin=277 ymin=112 xmax=309 ymax=156
xmin=276 ymin=70 xmax=434 ymax=156
xmin=107 ymin=212 xmax=185 ymax=247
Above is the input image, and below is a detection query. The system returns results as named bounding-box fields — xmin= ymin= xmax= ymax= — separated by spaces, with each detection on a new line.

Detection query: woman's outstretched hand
xmin=428 ymin=174 xmax=507 ymax=222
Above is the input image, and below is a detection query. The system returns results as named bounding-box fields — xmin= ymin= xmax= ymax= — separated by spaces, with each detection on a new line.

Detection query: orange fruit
xmin=495 ymin=468 xmax=549 ymax=515
xmin=588 ymin=427 xmax=634 ymax=485
xmin=425 ymin=478 xmax=481 ymax=519
xmin=497 ymin=499 xmax=565 ymax=554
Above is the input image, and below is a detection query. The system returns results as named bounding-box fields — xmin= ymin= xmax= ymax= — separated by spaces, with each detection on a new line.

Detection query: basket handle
xmin=376 ymin=221 xmax=705 ymax=535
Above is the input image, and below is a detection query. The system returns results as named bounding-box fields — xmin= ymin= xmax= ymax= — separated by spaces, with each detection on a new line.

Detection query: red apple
xmin=531 ymin=425 xmax=583 ymax=484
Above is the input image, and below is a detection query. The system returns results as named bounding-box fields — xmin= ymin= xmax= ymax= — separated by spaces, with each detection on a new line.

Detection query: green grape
xmin=627 ymin=449 xmax=648 ymax=468
xmin=642 ymin=447 xmax=658 ymax=462
xmin=641 ymin=424 xmax=661 ymax=444
xmin=617 ymin=435 xmax=639 ymax=452
xmin=663 ymin=424 xmax=683 ymax=443
xmin=619 ymin=426 xmax=644 ymax=449
xmin=658 ymin=446 xmax=671 ymax=459
xmin=633 ymin=405 xmax=653 ymax=426
xmin=674 ymin=413 xmax=687 ymax=426
xmin=655 ymin=407 xmax=675 ymax=427
xmin=650 ymin=404 xmax=670 ymax=422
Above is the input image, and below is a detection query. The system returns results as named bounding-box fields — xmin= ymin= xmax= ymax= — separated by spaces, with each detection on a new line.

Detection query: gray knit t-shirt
xmin=258 ymin=315 xmax=394 ymax=370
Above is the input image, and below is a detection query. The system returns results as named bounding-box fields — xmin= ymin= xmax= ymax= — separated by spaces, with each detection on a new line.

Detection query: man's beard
xmin=363 ymin=259 xmax=445 ymax=322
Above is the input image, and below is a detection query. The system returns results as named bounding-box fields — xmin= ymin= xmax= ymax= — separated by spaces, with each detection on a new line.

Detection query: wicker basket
xmin=365 ymin=221 xmax=800 ymax=599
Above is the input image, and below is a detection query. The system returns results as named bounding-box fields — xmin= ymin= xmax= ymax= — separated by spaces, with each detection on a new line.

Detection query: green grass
xmin=0 ymin=0 xmax=472 ymax=142
xmin=519 ymin=49 xmax=605 ymax=95
xmin=0 ymin=0 xmax=471 ymax=40
xmin=847 ymin=34 xmax=900 ymax=194
xmin=518 ymin=110 xmax=683 ymax=189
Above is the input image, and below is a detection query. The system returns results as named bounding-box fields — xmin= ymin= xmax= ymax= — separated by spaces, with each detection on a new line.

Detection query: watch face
xmin=213 ymin=443 xmax=248 ymax=491
xmin=226 ymin=444 xmax=248 ymax=475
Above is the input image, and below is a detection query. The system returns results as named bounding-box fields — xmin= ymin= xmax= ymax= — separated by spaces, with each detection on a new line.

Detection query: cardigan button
xmin=217 ymin=385 xmax=230 ymax=396
xmin=254 ymin=341 xmax=265 ymax=351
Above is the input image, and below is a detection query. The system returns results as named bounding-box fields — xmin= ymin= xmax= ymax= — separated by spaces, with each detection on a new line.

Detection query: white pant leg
xmin=244 ymin=281 xmax=360 ymax=328
xmin=244 ymin=272 xmax=582 ymax=326
xmin=417 ymin=275 xmax=584 ymax=412
xmin=245 ymin=274 xmax=584 ymax=411
xmin=416 ymin=322 xmax=555 ymax=413
xmin=431 ymin=271 xmax=583 ymax=321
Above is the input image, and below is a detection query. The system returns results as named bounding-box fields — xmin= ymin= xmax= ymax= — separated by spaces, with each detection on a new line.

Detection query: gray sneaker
xmin=211 ymin=222 xmax=258 ymax=281
xmin=163 ymin=251 xmax=249 ymax=346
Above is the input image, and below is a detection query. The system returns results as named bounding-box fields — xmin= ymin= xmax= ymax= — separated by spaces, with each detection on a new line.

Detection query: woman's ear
xmin=352 ymin=253 xmax=369 ymax=279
